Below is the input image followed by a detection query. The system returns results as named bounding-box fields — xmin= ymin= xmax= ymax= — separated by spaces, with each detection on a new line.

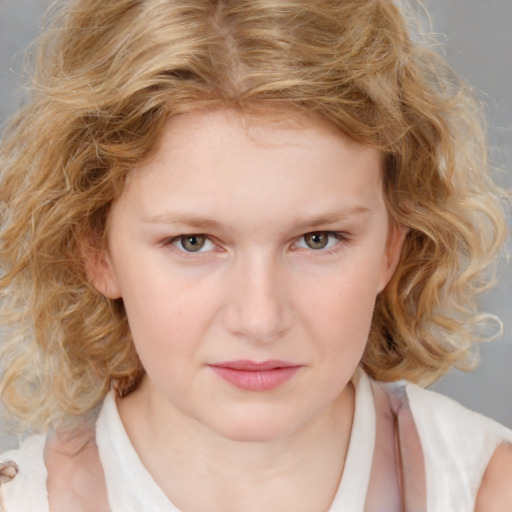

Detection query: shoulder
xmin=404 ymin=382 xmax=512 ymax=442
xmin=0 ymin=434 xmax=46 ymax=475
xmin=475 ymin=443 xmax=512 ymax=512
xmin=0 ymin=435 xmax=49 ymax=511
xmin=403 ymin=382 xmax=512 ymax=508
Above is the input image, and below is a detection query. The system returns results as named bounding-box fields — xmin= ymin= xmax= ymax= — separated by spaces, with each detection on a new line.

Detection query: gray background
xmin=0 ymin=0 xmax=511 ymax=433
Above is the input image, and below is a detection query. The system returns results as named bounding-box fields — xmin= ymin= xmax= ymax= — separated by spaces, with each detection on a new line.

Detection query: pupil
xmin=306 ymin=232 xmax=328 ymax=249
xmin=182 ymin=235 xmax=205 ymax=252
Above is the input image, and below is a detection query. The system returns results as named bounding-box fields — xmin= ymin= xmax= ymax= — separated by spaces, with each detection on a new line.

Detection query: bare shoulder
xmin=474 ymin=443 xmax=512 ymax=512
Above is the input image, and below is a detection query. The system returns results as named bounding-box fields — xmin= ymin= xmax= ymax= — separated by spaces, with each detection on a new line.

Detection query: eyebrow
xmin=293 ymin=206 xmax=371 ymax=230
xmin=142 ymin=206 xmax=371 ymax=231
xmin=142 ymin=212 xmax=225 ymax=231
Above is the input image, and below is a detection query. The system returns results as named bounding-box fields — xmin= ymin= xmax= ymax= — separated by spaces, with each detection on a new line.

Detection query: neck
xmin=117 ymin=379 xmax=355 ymax=512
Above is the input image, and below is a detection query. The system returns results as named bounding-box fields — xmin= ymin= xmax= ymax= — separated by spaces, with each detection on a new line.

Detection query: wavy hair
xmin=0 ymin=0 xmax=508 ymax=431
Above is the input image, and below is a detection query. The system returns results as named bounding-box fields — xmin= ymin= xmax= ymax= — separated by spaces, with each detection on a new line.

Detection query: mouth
xmin=209 ymin=360 xmax=302 ymax=391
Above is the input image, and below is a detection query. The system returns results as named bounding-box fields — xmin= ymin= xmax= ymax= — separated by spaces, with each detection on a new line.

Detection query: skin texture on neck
xmin=117 ymin=376 xmax=355 ymax=512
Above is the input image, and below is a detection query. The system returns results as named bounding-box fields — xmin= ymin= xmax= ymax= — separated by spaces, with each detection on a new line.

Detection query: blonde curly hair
xmin=0 ymin=0 xmax=508 ymax=431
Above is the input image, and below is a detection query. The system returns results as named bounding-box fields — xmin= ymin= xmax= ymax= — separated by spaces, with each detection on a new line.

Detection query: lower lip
xmin=210 ymin=366 xmax=301 ymax=391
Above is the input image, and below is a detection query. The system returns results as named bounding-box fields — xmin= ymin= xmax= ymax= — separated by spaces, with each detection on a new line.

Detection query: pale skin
xmin=475 ymin=444 xmax=512 ymax=511
xmin=87 ymin=108 xmax=512 ymax=511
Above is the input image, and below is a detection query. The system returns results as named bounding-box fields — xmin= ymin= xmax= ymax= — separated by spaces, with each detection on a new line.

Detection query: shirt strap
xmin=365 ymin=380 xmax=427 ymax=511
xmin=44 ymin=421 xmax=110 ymax=512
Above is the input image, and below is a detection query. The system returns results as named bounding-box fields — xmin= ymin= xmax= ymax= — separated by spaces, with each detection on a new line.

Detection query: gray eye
xmin=304 ymin=232 xmax=329 ymax=250
xmin=180 ymin=235 xmax=206 ymax=252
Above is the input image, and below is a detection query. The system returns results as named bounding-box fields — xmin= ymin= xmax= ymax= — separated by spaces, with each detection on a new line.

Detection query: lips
xmin=209 ymin=360 xmax=302 ymax=391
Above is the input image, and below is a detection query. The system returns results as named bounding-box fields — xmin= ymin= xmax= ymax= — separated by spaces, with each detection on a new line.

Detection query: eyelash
xmin=167 ymin=234 xmax=218 ymax=254
xmin=293 ymin=231 xmax=349 ymax=253
xmin=165 ymin=231 xmax=350 ymax=255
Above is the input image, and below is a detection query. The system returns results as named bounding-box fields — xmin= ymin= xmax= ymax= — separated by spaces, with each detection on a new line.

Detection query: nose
xmin=222 ymin=254 xmax=293 ymax=344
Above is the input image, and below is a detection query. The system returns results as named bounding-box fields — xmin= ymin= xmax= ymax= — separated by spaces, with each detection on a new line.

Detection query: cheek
xmin=121 ymin=274 xmax=221 ymax=357
xmin=123 ymin=291 xmax=208 ymax=390
xmin=300 ymin=264 xmax=381 ymax=357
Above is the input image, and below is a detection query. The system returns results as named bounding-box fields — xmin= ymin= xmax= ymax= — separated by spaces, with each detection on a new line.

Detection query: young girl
xmin=0 ymin=0 xmax=511 ymax=510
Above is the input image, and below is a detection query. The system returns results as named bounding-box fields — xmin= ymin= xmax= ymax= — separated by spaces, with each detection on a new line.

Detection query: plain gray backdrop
xmin=1 ymin=0 xmax=511 ymax=434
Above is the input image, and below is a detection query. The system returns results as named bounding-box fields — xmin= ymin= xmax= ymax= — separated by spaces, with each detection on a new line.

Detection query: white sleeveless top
xmin=1 ymin=372 xmax=511 ymax=511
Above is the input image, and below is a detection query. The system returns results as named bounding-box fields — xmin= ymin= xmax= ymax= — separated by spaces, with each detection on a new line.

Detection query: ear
xmin=81 ymin=241 xmax=122 ymax=299
xmin=377 ymin=220 xmax=407 ymax=293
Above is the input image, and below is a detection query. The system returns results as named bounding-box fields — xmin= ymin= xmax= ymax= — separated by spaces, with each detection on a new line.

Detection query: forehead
xmin=114 ymin=108 xmax=384 ymax=232
xmin=136 ymin=108 xmax=382 ymax=178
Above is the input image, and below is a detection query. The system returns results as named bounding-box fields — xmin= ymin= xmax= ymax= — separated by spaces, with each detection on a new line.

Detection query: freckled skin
xmin=98 ymin=109 xmax=402 ymax=442
xmin=88 ymin=109 xmax=406 ymax=512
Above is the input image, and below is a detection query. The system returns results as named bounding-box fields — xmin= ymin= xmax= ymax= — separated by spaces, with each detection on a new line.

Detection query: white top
xmin=406 ymin=382 xmax=512 ymax=510
xmin=96 ymin=372 xmax=374 ymax=511
xmin=1 ymin=373 xmax=511 ymax=511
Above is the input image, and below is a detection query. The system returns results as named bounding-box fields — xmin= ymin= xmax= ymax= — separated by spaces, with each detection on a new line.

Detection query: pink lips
xmin=210 ymin=360 xmax=301 ymax=391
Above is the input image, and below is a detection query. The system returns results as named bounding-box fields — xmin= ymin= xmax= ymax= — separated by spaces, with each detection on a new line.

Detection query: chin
xmin=219 ymin=426 xmax=290 ymax=444
xmin=210 ymin=411 xmax=299 ymax=443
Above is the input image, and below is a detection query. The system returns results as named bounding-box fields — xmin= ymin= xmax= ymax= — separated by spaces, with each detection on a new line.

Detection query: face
xmin=91 ymin=109 xmax=404 ymax=443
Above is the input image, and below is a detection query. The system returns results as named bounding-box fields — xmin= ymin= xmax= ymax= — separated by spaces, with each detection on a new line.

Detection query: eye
xmin=171 ymin=234 xmax=216 ymax=253
xmin=295 ymin=231 xmax=344 ymax=251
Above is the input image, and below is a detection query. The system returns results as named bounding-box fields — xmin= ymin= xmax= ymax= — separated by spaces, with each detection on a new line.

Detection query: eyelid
xmin=167 ymin=234 xmax=218 ymax=253
xmin=162 ymin=231 xmax=350 ymax=255
xmin=293 ymin=231 xmax=350 ymax=251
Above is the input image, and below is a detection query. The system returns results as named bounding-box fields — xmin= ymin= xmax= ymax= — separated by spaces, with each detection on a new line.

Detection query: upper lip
xmin=210 ymin=360 xmax=301 ymax=371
